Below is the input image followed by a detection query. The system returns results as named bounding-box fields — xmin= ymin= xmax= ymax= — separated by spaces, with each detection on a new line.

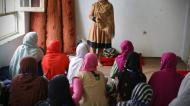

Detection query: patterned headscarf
xmin=81 ymin=53 xmax=98 ymax=72
xmin=115 ymin=40 xmax=134 ymax=71
xmin=129 ymin=83 xmax=153 ymax=105
xmin=117 ymin=83 xmax=153 ymax=106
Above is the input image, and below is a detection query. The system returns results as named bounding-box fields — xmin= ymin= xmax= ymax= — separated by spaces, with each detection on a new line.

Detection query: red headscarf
xmin=81 ymin=53 xmax=98 ymax=72
xmin=148 ymin=52 xmax=183 ymax=106
xmin=115 ymin=40 xmax=134 ymax=71
xmin=42 ymin=40 xmax=69 ymax=79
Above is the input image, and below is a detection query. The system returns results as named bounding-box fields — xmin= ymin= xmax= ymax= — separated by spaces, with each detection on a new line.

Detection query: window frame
xmin=0 ymin=0 xmax=28 ymax=45
xmin=0 ymin=12 xmax=19 ymax=41
xmin=0 ymin=0 xmax=5 ymax=15
xmin=18 ymin=0 xmax=45 ymax=12
xmin=0 ymin=0 xmax=19 ymax=41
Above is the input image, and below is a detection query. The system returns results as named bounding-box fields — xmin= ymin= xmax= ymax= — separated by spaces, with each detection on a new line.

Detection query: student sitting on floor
xmin=169 ymin=72 xmax=190 ymax=106
xmin=110 ymin=40 xmax=134 ymax=79
xmin=117 ymin=82 xmax=153 ymax=106
xmin=10 ymin=57 xmax=48 ymax=106
xmin=42 ymin=40 xmax=69 ymax=80
xmin=117 ymin=52 xmax=146 ymax=102
xmin=9 ymin=32 xmax=44 ymax=78
xmin=67 ymin=41 xmax=89 ymax=84
xmin=148 ymin=52 xmax=183 ymax=106
xmin=72 ymin=53 xmax=108 ymax=106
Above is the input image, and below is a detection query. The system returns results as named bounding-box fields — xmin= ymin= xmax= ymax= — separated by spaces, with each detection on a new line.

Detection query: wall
xmin=182 ymin=0 xmax=190 ymax=62
xmin=0 ymin=36 xmax=24 ymax=67
xmin=75 ymin=0 xmax=188 ymax=57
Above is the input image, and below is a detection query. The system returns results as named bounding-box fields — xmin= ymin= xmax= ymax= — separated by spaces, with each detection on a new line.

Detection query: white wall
xmin=182 ymin=0 xmax=190 ymax=62
xmin=75 ymin=0 xmax=188 ymax=57
xmin=0 ymin=35 xmax=23 ymax=67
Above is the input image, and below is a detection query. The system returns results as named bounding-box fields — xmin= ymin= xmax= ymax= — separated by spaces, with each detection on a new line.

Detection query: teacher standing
xmin=87 ymin=0 xmax=115 ymax=57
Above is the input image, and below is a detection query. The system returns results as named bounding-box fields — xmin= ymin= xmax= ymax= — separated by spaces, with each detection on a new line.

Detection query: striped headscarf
xmin=117 ymin=83 xmax=153 ymax=106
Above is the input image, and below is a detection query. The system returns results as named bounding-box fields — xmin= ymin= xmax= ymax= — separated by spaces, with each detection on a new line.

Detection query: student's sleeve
xmin=110 ymin=61 xmax=119 ymax=79
xmin=72 ymin=77 xmax=83 ymax=105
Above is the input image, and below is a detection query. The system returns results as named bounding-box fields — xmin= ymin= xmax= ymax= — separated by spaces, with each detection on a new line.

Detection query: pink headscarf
xmin=148 ymin=52 xmax=183 ymax=106
xmin=115 ymin=40 xmax=134 ymax=71
xmin=160 ymin=52 xmax=177 ymax=71
xmin=81 ymin=53 xmax=98 ymax=72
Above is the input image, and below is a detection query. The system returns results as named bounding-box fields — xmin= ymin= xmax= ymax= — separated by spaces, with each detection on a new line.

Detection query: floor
xmin=98 ymin=57 xmax=188 ymax=82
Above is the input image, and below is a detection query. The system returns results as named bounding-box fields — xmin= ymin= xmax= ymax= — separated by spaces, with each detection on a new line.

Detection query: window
xmin=0 ymin=0 xmax=18 ymax=41
xmin=0 ymin=14 xmax=18 ymax=40
xmin=0 ymin=0 xmax=44 ymax=44
xmin=0 ymin=0 xmax=4 ymax=14
xmin=19 ymin=0 xmax=45 ymax=12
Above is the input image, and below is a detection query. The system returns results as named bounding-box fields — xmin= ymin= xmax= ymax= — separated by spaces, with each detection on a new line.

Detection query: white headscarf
xmin=9 ymin=32 xmax=44 ymax=78
xmin=67 ymin=42 xmax=89 ymax=84
xmin=169 ymin=73 xmax=190 ymax=106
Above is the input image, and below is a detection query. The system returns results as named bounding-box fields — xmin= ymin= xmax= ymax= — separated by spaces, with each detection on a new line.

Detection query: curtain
xmin=30 ymin=0 xmax=76 ymax=54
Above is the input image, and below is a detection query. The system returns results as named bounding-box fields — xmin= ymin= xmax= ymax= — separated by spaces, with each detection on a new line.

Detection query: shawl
xmin=148 ymin=52 xmax=183 ymax=106
xmin=9 ymin=32 xmax=44 ymax=78
xmin=42 ymin=40 xmax=69 ymax=80
xmin=10 ymin=57 xmax=48 ymax=106
xmin=169 ymin=73 xmax=190 ymax=106
xmin=115 ymin=40 xmax=134 ymax=71
xmin=67 ymin=42 xmax=88 ymax=84
xmin=81 ymin=53 xmax=98 ymax=72
xmin=48 ymin=75 xmax=75 ymax=106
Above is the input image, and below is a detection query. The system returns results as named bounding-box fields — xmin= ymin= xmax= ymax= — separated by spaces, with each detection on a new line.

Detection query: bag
xmin=99 ymin=48 xmax=119 ymax=66
xmin=103 ymin=48 xmax=118 ymax=58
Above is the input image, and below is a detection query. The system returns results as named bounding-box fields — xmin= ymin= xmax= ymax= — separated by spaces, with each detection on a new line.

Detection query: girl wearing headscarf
xmin=42 ymin=40 xmax=69 ymax=80
xmin=72 ymin=53 xmax=108 ymax=106
xmin=9 ymin=32 xmax=44 ymax=78
xmin=148 ymin=52 xmax=183 ymax=106
xmin=110 ymin=40 xmax=134 ymax=78
xmin=67 ymin=42 xmax=89 ymax=84
xmin=117 ymin=52 xmax=146 ymax=102
xmin=10 ymin=57 xmax=48 ymax=106
xmin=169 ymin=72 xmax=190 ymax=106
xmin=117 ymin=82 xmax=153 ymax=106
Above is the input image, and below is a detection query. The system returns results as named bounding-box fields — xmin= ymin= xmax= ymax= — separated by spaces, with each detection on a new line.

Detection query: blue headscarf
xmin=9 ymin=32 xmax=44 ymax=78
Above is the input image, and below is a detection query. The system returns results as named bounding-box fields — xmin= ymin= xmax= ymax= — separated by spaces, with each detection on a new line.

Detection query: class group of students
xmin=0 ymin=32 xmax=190 ymax=106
